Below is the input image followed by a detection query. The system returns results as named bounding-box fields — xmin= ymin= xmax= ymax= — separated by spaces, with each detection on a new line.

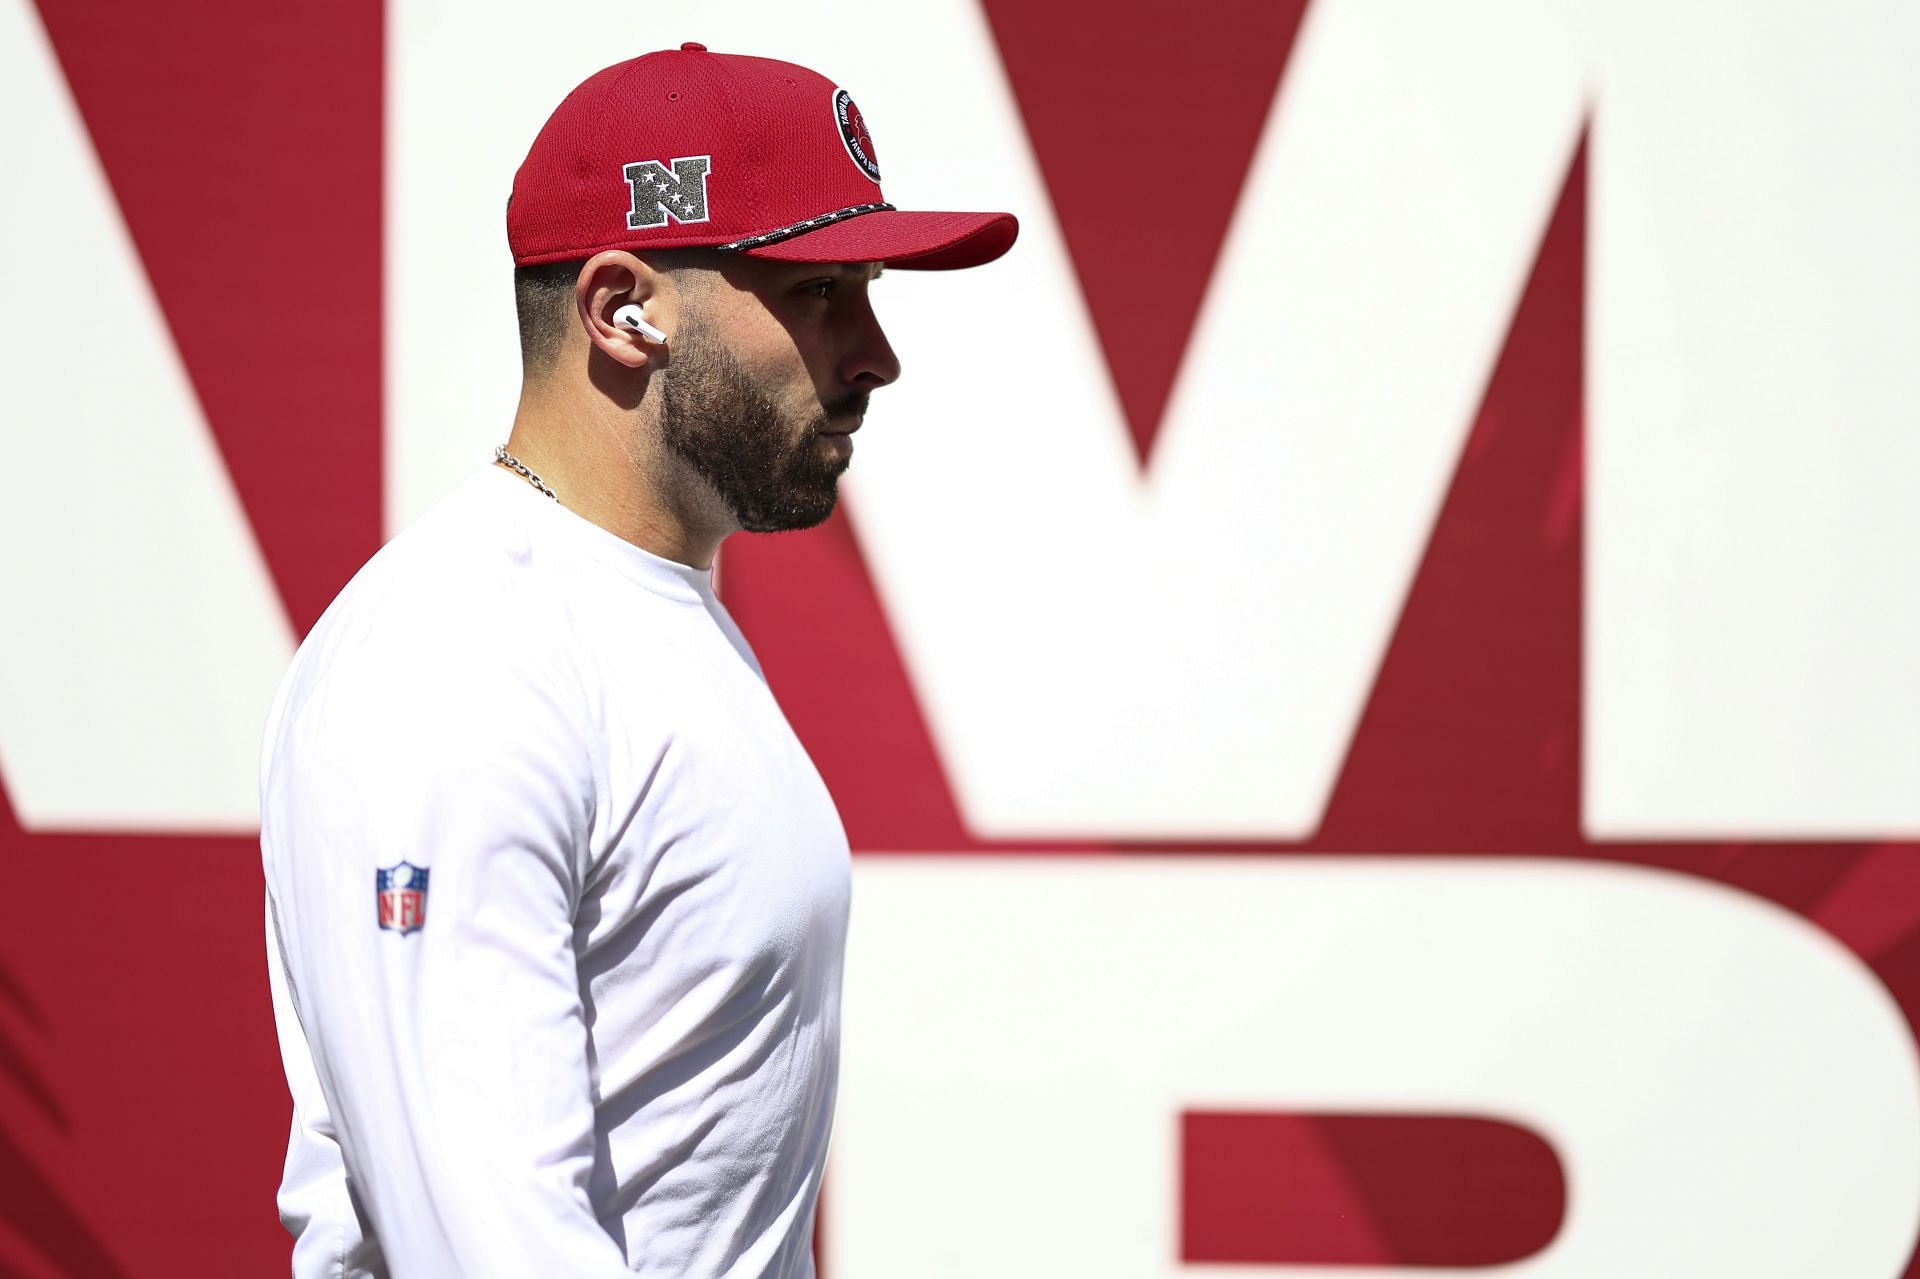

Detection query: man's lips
xmin=819 ymin=420 xmax=859 ymax=460
xmin=819 ymin=397 xmax=865 ymax=460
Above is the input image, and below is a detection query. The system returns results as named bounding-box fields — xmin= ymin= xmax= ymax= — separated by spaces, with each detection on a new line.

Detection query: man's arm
xmin=267 ymin=892 xmax=385 ymax=1278
xmin=262 ymin=618 xmax=629 ymax=1278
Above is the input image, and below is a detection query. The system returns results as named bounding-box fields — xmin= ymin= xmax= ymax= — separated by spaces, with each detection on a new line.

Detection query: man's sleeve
xmin=261 ymin=621 xmax=629 ymax=1278
xmin=267 ymin=894 xmax=385 ymax=1278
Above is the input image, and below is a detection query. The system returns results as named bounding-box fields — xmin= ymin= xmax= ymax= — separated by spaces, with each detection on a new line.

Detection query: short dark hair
xmin=512 ymin=250 xmax=734 ymax=379
xmin=513 ymin=258 xmax=586 ymax=378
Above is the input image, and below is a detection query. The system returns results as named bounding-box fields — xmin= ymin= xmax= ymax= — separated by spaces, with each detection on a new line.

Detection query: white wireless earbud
xmin=612 ymin=304 xmax=667 ymax=344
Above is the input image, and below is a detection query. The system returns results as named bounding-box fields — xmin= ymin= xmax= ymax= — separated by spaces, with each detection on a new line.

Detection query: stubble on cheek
xmin=657 ymin=326 xmax=854 ymax=533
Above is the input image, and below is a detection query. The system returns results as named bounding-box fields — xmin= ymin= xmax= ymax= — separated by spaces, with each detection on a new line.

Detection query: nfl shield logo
xmin=376 ymin=861 xmax=429 ymax=935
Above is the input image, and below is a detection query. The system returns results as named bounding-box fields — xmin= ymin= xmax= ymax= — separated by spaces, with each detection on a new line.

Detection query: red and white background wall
xmin=3 ymin=0 xmax=1919 ymax=1274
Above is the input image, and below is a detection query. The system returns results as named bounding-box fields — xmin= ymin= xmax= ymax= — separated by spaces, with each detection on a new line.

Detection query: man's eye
xmin=803 ymin=279 xmax=837 ymax=300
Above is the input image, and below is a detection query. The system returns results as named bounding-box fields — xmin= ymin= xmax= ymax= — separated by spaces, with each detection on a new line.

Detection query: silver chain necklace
xmin=494 ymin=445 xmax=557 ymax=501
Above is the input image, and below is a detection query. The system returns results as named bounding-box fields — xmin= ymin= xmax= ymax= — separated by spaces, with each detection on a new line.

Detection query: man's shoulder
xmin=279 ymin=470 xmax=583 ymax=728
xmin=333 ymin=467 xmax=562 ymax=622
xmin=258 ymin=472 xmax=602 ymax=880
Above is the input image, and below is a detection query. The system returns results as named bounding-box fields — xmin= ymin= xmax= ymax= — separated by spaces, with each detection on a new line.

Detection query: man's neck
xmin=502 ymin=387 xmax=731 ymax=571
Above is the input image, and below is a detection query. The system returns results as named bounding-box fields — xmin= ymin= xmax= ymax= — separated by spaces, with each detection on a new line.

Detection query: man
xmin=259 ymin=43 xmax=1016 ymax=1278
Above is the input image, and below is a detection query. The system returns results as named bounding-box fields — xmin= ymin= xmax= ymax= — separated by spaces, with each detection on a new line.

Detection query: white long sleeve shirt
xmin=261 ymin=461 xmax=851 ymax=1278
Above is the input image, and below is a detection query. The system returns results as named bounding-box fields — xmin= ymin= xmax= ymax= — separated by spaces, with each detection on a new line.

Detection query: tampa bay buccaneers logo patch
xmin=834 ymin=88 xmax=882 ymax=183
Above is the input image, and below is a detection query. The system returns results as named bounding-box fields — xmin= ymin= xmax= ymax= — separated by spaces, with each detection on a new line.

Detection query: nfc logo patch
xmin=622 ymin=155 xmax=713 ymax=229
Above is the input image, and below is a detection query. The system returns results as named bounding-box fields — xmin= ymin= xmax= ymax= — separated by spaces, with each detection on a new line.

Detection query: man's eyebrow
xmin=815 ymin=262 xmax=882 ymax=282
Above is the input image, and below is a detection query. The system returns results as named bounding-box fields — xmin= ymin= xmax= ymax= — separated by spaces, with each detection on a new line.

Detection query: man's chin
xmin=736 ymin=482 xmax=840 ymax=534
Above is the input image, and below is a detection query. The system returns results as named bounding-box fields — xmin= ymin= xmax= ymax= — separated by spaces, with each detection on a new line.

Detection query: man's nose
xmin=842 ymin=304 xmax=901 ymax=389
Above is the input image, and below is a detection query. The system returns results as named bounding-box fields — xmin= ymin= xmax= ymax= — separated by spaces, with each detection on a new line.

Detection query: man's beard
xmin=657 ymin=323 xmax=866 ymax=533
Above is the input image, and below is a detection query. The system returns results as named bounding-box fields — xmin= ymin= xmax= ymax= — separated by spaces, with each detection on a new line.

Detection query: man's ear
xmin=576 ymin=250 xmax=672 ymax=371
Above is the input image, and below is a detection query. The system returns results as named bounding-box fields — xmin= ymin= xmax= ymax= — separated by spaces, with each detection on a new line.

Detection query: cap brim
xmin=737 ymin=208 xmax=1018 ymax=270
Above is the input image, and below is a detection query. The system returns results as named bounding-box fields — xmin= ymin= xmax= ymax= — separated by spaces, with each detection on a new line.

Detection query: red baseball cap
xmin=508 ymin=44 xmax=1018 ymax=271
